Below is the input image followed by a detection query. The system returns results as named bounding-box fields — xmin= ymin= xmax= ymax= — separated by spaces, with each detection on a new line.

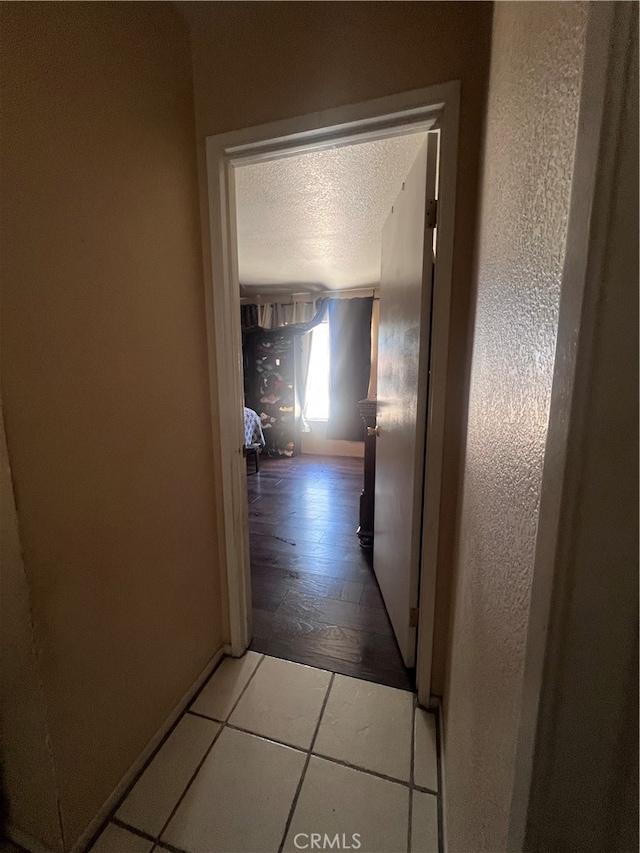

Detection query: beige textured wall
xmin=184 ymin=1 xmax=493 ymax=693
xmin=443 ymin=3 xmax=587 ymax=850
xmin=0 ymin=401 xmax=62 ymax=851
xmin=524 ymin=10 xmax=638 ymax=851
xmin=0 ymin=3 xmax=222 ymax=847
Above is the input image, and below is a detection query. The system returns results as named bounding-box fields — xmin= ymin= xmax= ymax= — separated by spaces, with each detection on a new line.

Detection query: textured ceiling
xmin=235 ymin=133 xmax=427 ymax=292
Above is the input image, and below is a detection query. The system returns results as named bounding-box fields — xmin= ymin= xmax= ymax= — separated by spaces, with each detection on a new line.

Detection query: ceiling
xmin=235 ymin=132 xmax=428 ymax=293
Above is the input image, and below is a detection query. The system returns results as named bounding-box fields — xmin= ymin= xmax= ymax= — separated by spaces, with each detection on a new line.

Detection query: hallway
xmin=89 ymin=653 xmax=440 ymax=853
xmin=247 ymin=455 xmax=412 ymax=690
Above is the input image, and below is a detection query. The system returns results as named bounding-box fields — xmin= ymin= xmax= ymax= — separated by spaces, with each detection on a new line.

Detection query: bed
xmin=243 ymin=406 xmax=265 ymax=473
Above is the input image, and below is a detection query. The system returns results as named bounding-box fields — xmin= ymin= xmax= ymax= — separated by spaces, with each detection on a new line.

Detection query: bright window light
xmin=304 ymin=321 xmax=330 ymax=421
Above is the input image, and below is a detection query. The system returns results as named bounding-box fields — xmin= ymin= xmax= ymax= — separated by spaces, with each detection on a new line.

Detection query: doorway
xmin=205 ymin=84 xmax=459 ymax=707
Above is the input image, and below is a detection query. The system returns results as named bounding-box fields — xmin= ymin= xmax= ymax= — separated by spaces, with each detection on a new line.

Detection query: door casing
xmin=204 ymin=83 xmax=460 ymax=707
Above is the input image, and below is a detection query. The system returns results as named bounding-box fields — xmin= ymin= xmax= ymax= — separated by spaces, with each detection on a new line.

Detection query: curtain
xmin=240 ymin=303 xmax=259 ymax=330
xmin=241 ymin=299 xmax=329 ymax=442
xmin=326 ymin=297 xmax=373 ymax=441
xmin=257 ymin=301 xmax=320 ymax=329
xmin=241 ymin=298 xmax=325 ymax=331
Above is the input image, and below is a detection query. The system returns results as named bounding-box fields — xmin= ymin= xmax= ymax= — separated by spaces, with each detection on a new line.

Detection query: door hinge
xmin=409 ymin=607 xmax=419 ymax=627
xmin=425 ymin=199 xmax=438 ymax=229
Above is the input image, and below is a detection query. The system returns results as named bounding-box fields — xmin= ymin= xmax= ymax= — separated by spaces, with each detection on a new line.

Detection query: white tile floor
xmin=90 ymin=653 xmax=440 ymax=853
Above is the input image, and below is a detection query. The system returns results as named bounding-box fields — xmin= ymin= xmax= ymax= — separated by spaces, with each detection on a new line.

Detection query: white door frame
xmin=204 ymin=82 xmax=460 ymax=705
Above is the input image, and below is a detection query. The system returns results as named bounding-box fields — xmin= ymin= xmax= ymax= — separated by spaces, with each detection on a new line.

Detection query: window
xmin=304 ymin=321 xmax=330 ymax=421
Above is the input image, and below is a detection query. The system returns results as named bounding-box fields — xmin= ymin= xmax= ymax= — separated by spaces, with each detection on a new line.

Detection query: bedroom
xmin=236 ymin=129 xmax=437 ymax=691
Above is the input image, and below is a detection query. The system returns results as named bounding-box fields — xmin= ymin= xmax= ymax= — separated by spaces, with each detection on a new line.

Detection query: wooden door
xmin=373 ymin=133 xmax=438 ymax=667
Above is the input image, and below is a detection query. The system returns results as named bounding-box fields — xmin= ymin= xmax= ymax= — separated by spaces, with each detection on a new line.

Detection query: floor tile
xmin=161 ymin=727 xmax=306 ymax=853
xmin=229 ymin=655 xmax=331 ymax=749
xmin=89 ymin=823 xmax=153 ymax=853
xmin=411 ymin=790 xmax=439 ymax=853
xmin=414 ymin=708 xmax=438 ymax=791
xmin=116 ymin=714 xmax=220 ymax=837
xmin=190 ymin=651 xmax=261 ymax=721
xmin=283 ymin=755 xmax=409 ymax=853
xmin=313 ymin=674 xmax=413 ymax=781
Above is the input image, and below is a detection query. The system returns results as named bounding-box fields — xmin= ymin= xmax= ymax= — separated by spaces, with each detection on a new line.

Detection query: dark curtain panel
xmin=326 ymin=297 xmax=373 ymax=441
xmin=240 ymin=303 xmax=259 ymax=330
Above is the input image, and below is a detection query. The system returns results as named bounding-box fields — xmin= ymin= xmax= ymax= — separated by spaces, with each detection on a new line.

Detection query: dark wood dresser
xmin=356 ymin=398 xmax=377 ymax=548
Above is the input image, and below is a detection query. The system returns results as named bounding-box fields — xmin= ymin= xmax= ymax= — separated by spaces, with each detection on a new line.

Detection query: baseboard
xmin=5 ymin=824 xmax=57 ymax=853
xmin=223 ymin=643 xmax=233 ymax=655
xmin=434 ymin=697 xmax=448 ymax=853
xmin=70 ymin=645 xmax=225 ymax=853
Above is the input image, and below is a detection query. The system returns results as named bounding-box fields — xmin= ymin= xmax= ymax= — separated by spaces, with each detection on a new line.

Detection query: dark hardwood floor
xmin=247 ymin=453 xmax=414 ymax=691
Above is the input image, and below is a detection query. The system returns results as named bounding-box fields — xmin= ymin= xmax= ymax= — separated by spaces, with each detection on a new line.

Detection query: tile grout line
xmin=309 ymin=672 xmax=336 ymax=755
xmin=190 ymin=715 xmax=438 ymax=797
xmin=156 ymin=839 xmax=189 ymax=853
xmin=187 ymin=708 xmax=223 ymax=723
xmin=309 ymin=750 xmax=418 ymax=791
xmin=223 ymin=720 xmax=313 ymax=752
xmin=111 ymin=817 xmax=156 ymax=842
xmin=408 ymin=696 xmax=417 ymax=853
xmin=151 ymin=719 xmax=225 ymax=845
xmin=114 ymin=695 xmax=435 ymax=852
xmin=152 ymin=654 xmax=268 ymax=845
xmin=435 ymin=704 xmax=445 ymax=853
xmin=413 ymin=781 xmax=439 ymax=797
xmin=112 ymin=653 xmax=267 ymax=851
xmin=412 ymin=703 xmax=443 ymax=852
xmin=97 ymin=654 xmax=438 ymax=853
xmin=186 ymin=651 xmax=274 ymax=726
xmin=192 ymin=662 xmax=429 ymax=785
xmin=84 ymin=649 xmax=237 ymax=853
xmin=277 ymin=671 xmax=336 ymax=853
